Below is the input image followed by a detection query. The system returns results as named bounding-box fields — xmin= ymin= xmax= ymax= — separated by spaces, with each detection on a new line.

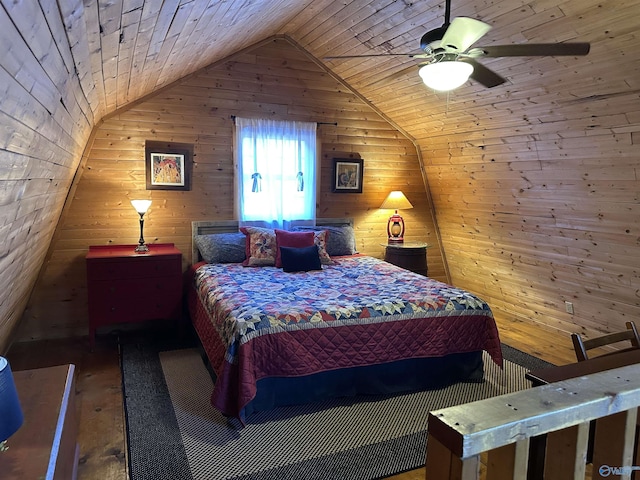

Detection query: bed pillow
xmin=292 ymin=225 xmax=358 ymax=256
xmin=240 ymin=226 xmax=277 ymax=266
xmin=194 ymin=232 xmax=246 ymax=263
xmin=280 ymin=245 xmax=322 ymax=273
xmin=275 ymin=229 xmax=315 ymax=268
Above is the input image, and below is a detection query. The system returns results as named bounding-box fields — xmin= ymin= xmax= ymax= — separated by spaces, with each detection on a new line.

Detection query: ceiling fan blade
xmin=459 ymin=58 xmax=506 ymax=88
xmin=441 ymin=17 xmax=491 ymax=52
xmin=469 ymin=42 xmax=590 ymax=57
xmin=323 ymin=53 xmax=430 ymax=59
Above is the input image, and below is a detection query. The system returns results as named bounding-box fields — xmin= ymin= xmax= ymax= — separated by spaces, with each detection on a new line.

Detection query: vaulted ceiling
xmin=66 ymin=0 xmax=617 ymax=139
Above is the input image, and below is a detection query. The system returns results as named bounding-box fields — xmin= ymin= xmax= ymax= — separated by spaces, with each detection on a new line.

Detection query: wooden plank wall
xmin=15 ymin=37 xmax=443 ymax=341
xmin=0 ymin=3 xmax=93 ymax=352
xmin=423 ymin=128 xmax=640 ymax=343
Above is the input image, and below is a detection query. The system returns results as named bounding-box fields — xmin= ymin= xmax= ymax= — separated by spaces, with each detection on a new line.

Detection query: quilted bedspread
xmin=191 ymin=255 xmax=503 ymax=419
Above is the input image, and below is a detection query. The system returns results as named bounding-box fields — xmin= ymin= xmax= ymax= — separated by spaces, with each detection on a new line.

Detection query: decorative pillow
xmin=310 ymin=230 xmax=332 ymax=265
xmin=280 ymin=245 xmax=322 ymax=273
xmin=240 ymin=226 xmax=277 ymax=266
xmin=275 ymin=229 xmax=315 ymax=268
xmin=292 ymin=225 xmax=358 ymax=256
xmin=194 ymin=232 xmax=246 ymax=263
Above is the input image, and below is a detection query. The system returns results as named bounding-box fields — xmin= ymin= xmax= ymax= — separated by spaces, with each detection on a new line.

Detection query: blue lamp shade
xmin=0 ymin=357 xmax=23 ymax=443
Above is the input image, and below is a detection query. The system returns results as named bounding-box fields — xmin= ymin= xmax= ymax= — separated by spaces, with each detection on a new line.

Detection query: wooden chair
xmin=571 ymin=321 xmax=640 ymax=362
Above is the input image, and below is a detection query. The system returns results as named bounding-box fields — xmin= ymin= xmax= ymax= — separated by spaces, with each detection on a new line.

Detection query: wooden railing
xmin=425 ymin=363 xmax=640 ymax=480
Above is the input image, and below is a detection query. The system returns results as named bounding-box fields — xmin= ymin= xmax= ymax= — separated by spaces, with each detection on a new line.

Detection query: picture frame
xmin=332 ymin=158 xmax=364 ymax=193
xmin=145 ymin=140 xmax=193 ymax=191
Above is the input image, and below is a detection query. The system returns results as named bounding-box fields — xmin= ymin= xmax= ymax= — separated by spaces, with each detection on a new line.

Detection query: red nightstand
xmin=86 ymin=243 xmax=183 ymax=348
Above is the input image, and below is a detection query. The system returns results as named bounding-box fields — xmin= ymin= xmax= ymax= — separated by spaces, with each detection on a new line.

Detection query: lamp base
xmin=134 ymin=244 xmax=149 ymax=253
xmin=387 ymin=212 xmax=405 ymax=245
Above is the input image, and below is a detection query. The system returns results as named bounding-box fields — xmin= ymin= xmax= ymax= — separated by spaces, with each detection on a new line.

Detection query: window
xmin=235 ymin=117 xmax=317 ymax=228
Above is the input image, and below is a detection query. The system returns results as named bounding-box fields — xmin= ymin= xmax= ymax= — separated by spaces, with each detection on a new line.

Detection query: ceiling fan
xmin=325 ymin=0 xmax=590 ymax=91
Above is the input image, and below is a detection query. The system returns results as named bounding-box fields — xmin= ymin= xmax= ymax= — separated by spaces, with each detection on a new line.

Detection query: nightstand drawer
xmin=88 ymin=281 xmax=181 ymax=326
xmin=87 ymin=257 xmax=181 ymax=281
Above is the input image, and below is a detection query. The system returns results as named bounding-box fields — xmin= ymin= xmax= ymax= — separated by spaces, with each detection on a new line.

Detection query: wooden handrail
xmin=426 ymin=363 xmax=640 ymax=479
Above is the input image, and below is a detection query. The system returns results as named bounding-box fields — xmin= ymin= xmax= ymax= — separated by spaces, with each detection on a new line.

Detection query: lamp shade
xmin=0 ymin=357 xmax=23 ymax=443
xmin=130 ymin=199 xmax=152 ymax=214
xmin=418 ymin=61 xmax=474 ymax=91
xmin=380 ymin=191 xmax=414 ymax=211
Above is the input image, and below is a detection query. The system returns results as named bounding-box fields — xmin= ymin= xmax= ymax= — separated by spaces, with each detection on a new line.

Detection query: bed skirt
xmin=199 ymin=346 xmax=484 ymax=417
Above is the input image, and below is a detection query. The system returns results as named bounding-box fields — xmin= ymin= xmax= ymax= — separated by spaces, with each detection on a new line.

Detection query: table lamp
xmin=0 ymin=357 xmax=23 ymax=452
xmin=380 ymin=191 xmax=413 ymax=244
xmin=131 ymin=200 xmax=152 ymax=253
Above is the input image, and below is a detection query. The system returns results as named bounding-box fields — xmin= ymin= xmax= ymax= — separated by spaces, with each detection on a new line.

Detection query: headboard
xmin=191 ymin=218 xmax=354 ymax=264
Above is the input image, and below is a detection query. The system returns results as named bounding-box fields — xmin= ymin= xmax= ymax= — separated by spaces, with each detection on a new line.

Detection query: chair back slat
xmin=572 ymin=321 xmax=640 ymax=361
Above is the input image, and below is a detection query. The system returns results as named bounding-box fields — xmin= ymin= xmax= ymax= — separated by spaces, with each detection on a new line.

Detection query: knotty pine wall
xmin=423 ymin=126 xmax=640 ymax=346
xmin=0 ymin=5 xmax=94 ymax=353
xmin=15 ymin=37 xmax=444 ymax=342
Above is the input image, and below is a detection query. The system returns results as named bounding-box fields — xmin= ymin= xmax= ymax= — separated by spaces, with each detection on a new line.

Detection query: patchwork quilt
xmin=190 ymin=255 xmax=503 ymax=419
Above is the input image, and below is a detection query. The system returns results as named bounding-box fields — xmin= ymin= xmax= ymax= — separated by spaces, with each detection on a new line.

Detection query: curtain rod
xmin=230 ymin=115 xmax=337 ymax=126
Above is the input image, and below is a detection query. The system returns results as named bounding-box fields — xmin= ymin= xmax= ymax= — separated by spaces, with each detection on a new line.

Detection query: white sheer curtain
xmin=235 ymin=117 xmax=317 ymax=228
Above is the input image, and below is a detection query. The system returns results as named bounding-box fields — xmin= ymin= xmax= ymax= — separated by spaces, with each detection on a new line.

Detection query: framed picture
xmin=332 ymin=158 xmax=364 ymax=193
xmin=145 ymin=141 xmax=193 ymax=191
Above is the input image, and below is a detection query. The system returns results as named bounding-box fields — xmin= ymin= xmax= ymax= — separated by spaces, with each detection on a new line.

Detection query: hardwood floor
xmin=4 ymin=317 xmax=580 ymax=480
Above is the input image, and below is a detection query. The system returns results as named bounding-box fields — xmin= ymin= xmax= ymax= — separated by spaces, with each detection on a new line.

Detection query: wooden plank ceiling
xmin=1 ymin=0 xmax=640 ymax=351
xmin=53 ymin=0 xmax=627 ymax=126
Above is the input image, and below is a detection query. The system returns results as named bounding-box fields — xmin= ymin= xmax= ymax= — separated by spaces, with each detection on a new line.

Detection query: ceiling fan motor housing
xmin=420 ymin=25 xmax=449 ymax=54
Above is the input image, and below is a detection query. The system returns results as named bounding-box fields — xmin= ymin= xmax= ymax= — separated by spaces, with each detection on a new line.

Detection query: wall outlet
xmin=565 ymin=301 xmax=574 ymax=314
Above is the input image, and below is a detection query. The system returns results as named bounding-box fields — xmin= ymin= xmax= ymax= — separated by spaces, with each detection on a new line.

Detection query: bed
xmin=188 ymin=219 xmax=503 ymax=423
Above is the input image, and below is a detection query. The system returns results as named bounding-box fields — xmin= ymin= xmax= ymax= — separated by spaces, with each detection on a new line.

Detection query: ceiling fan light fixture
xmin=418 ymin=61 xmax=474 ymax=91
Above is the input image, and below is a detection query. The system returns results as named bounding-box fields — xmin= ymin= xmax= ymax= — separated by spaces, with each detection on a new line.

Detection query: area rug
xmin=121 ymin=340 xmax=552 ymax=480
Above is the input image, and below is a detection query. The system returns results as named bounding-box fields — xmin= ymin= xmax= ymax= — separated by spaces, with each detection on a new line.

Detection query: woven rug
xmin=121 ymin=340 xmax=552 ymax=480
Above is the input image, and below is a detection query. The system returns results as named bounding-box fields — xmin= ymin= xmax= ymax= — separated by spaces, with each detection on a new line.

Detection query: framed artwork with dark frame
xmin=145 ymin=140 xmax=193 ymax=191
xmin=332 ymin=158 xmax=364 ymax=193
